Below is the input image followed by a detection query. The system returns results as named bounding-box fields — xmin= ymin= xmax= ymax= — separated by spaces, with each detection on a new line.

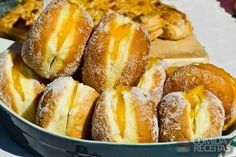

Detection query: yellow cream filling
xmin=115 ymin=85 xmax=129 ymax=138
xmin=56 ymin=4 xmax=77 ymax=51
xmin=12 ymin=55 xmax=25 ymax=101
xmin=138 ymin=58 xmax=159 ymax=89
xmin=109 ymin=22 xmax=132 ymax=62
xmin=184 ymin=85 xmax=205 ymax=133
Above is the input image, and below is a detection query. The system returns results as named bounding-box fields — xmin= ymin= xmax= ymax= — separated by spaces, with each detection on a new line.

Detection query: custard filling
xmin=56 ymin=4 xmax=77 ymax=51
xmin=138 ymin=58 xmax=159 ymax=87
xmin=109 ymin=22 xmax=132 ymax=62
xmin=146 ymin=58 xmax=160 ymax=70
xmin=115 ymin=86 xmax=129 ymax=138
xmin=184 ymin=85 xmax=205 ymax=133
xmin=46 ymin=2 xmax=79 ymax=72
xmin=68 ymin=82 xmax=78 ymax=109
xmin=166 ymin=66 xmax=178 ymax=75
xmin=12 ymin=55 xmax=25 ymax=101
xmin=65 ymin=81 xmax=79 ymax=136
xmin=105 ymin=16 xmax=136 ymax=88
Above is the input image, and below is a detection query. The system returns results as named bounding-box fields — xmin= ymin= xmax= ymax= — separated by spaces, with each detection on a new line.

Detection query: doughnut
xmin=92 ymin=86 xmax=158 ymax=143
xmin=21 ymin=0 xmax=94 ymax=80
xmin=164 ymin=64 xmax=236 ymax=131
xmin=82 ymin=12 xmax=150 ymax=93
xmin=36 ymin=77 xmax=99 ymax=139
xmin=0 ymin=50 xmax=45 ymax=122
xmin=159 ymin=86 xmax=225 ymax=142
xmin=137 ymin=58 xmax=166 ymax=105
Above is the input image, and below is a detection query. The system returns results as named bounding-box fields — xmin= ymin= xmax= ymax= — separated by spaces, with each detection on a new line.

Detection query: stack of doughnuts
xmin=0 ymin=0 xmax=235 ymax=143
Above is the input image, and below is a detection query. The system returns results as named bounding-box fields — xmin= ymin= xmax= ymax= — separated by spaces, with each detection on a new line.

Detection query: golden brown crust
xmin=82 ymin=12 xmax=150 ymax=93
xmin=138 ymin=59 xmax=166 ymax=105
xmin=36 ymin=77 xmax=99 ymax=138
xmin=36 ymin=89 xmax=58 ymax=128
xmin=164 ymin=64 xmax=235 ymax=131
xmin=159 ymin=90 xmax=224 ymax=142
xmin=91 ymin=90 xmax=113 ymax=142
xmin=131 ymin=88 xmax=159 ymax=142
xmin=21 ymin=0 xmax=94 ymax=80
xmin=198 ymin=64 xmax=236 ymax=130
xmin=92 ymin=87 xmax=158 ymax=143
xmin=159 ymin=92 xmax=193 ymax=142
xmin=36 ymin=77 xmax=75 ymax=134
xmin=195 ymin=91 xmax=225 ymax=138
xmin=0 ymin=50 xmax=45 ymax=122
xmin=66 ymin=84 xmax=99 ymax=139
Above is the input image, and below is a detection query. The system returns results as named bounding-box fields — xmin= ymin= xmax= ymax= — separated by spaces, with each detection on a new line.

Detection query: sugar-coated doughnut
xmin=82 ymin=12 xmax=150 ymax=93
xmin=22 ymin=0 xmax=94 ymax=80
xmin=0 ymin=50 xmax=45 ymax=122
xmin=36 ymin=77 xmax=99 ymax=139
xmin=92 ymin=86 xmax=158 ymax=143
xmin=159 ymin=86 xmax=225 ymax=142
xmin=137 ymin=58 xmax=166 ymax=105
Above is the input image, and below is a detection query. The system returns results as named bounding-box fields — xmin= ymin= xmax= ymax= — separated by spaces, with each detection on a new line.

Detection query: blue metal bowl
xmin=0 ymin=103 xmax=235 ymax=157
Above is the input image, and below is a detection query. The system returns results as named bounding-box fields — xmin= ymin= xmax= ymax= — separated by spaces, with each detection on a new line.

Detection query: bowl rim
xmin=0 ymin=103 xmax=235 ymax=147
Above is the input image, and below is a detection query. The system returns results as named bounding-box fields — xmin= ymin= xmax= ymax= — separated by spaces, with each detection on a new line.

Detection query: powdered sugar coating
xmin=92 ymin=87 xmax=159 ymax=143
xmin=82 ymin=12 xmax=150 ymax=93
xmin=36 ymin=76 xmax=74 ymax=127
xmin=42 ymin=76 xmax=74 ymax=94
xmin=199 ymin=90 xmax=225 ymax=137
xmin=138 ymin=60 xmax=167 ymax=106
xmin=159 ymin=92 xmax=191 ymax=142
xmin=159 ymin=90 xmax=225 ymax=142
xmin=22 ymin=0 xmax=94 ymax=80
xmin=131 ymin=87 xmax=159 ymax=142
xmin=0 ymin=51 xmax=11 ymax=107
xmin=92 ymin=89 xmax=113 ymax=141
xmin=0 ymin=50 xmax=45 ymax=122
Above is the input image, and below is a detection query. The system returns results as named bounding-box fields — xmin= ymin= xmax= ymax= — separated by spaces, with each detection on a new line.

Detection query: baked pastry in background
xmin=137 ymin=58 xmax=166 ymax=105
xmin=71 ymin=0 xmax=192 ymax=40
xmin=82 ymin=12 xmax=150 ymax=93
xmin=0 ymin=50 xmax=45 ymax=122
xmin=22 ymin=0 xmax=94 ymax=80
xmin=159 ymin=86 xmax=225 ymax=142
xmin=36 ymin=77 xmax=99 ymax=139
xmin=92 ymin=86 xmax=158 ymax=143
xmin=0 ymin=0 xmax=42 ymax=41
xmin=0 ymin=0 xmax=192 ymax=41
xmin=164 ymin=64 xmax=236 ymax=131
